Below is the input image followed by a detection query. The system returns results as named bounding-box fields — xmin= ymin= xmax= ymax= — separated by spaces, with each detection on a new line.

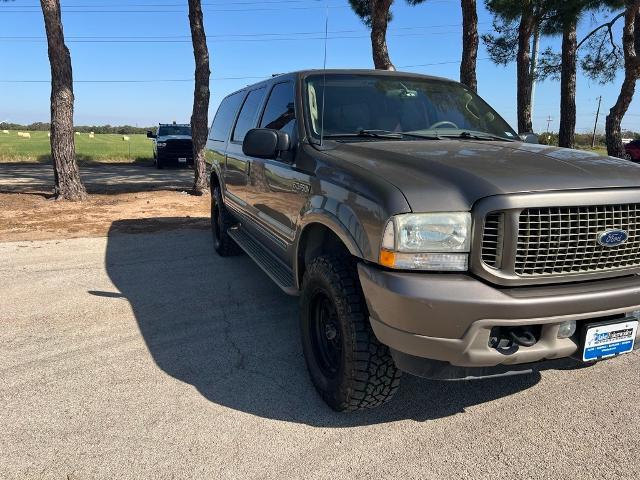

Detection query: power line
xmin=0 ymin=31 xmax=468 ymax=44
xmin=0 ymin=59 xmax=489 ymax=84
xmin=0 ymin=22 xmax=484 ymax=40
xmin=0 ymin=4 xmax=349 ymax=13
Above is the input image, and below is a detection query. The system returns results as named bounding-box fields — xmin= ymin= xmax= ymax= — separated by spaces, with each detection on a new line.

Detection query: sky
xmin=1 ymin=0 xmax=639 ymax=134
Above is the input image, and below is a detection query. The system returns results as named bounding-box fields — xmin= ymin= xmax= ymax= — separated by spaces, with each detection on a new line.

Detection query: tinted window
xmin=232 ymin=87 xmax=266 ymax=142
xmin=260 ymin=82 xmax=296 ymax=137
xmin=158 ymin=125 xmax=191 ymax=136
xmin=209 ymin=92 xmax=243 ymax=141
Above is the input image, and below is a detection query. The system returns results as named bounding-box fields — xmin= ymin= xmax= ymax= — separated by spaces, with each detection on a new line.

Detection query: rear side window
xmin=232 ymin=87 xmax=266 ymax=143
xmin=209 ymin=92 xmax=243 ymax=141
xmin=260 ymin=82 xmax=296 ymax=137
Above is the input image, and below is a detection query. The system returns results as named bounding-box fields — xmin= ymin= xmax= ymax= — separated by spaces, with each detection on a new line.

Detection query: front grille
xmin=514 ymin=204 xmax=640 ymax=276
xmin=482 ymin=212 xmax=504 ymax=268
xmin=164 ymin=139 xmax=192 ymax=153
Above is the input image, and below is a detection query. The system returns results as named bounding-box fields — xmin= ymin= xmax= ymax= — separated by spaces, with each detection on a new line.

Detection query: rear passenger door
xmin=224 ymin=87 xmax=266 ymax=211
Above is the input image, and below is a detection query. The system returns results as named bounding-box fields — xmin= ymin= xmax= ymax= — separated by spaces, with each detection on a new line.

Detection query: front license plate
xmin=583 ymin=319 xmax=638 ymax=362
xmin=178 ymin=157 xmax=187 ymax=163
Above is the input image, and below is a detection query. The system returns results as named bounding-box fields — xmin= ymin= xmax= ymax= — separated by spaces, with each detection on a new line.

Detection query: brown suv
xmin=206 ymin=70 xmax=640 ymax=411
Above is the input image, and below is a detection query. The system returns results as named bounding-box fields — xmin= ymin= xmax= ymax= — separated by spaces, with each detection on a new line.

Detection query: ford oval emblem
xmin=597 ymin=229 xmax=629 ymax=247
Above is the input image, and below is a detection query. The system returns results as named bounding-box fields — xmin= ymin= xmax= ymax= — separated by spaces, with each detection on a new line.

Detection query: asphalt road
xmin=1 ymin=228 xmax=639 ymax=479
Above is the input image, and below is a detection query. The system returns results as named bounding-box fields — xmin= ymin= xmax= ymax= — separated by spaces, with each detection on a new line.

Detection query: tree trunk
xmin=516 ymin=2 xmax=534 ymax=134
xmin=460 ymin=0 xmax=478 ymax=92
xmin=607 ymin=2 xmax=640 ymax=158
xmin=188 ymin=0 xmax=210 ymax=195
xmin=40 ymin=0 xmax=86 ymax=201
xmin=558 ymin=17 xmax=577 ymax=148
xmin=370 ymin=0 xmax=395 ymax=70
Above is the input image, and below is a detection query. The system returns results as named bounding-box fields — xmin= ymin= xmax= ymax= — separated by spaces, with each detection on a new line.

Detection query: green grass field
xmin=0 ymin=130 xmax=154 ymax=163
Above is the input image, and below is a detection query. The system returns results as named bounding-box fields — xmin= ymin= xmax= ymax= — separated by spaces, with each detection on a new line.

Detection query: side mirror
xmin=519 ymin=132 xmax=539 ymax=144
xmin=146 ymin=130 xmax=156 ymax=139
xmin=242 ymin=128 xmax=290 ymax=159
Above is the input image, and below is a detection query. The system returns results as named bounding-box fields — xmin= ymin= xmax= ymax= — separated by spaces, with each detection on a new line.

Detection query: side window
xmin=232 ymin=87 xmax=266 ymax=143
xmin=209 ymin=92 xmax=243 ymax=142
xmin=260 ymin=82 xmax=296 ymax=138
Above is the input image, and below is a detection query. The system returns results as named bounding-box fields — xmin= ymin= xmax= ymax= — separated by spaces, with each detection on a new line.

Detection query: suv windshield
xmin=304 ymin=74 xmax=516 ymax=141
xmin=158 ymin=125 xmax=191 ymax=136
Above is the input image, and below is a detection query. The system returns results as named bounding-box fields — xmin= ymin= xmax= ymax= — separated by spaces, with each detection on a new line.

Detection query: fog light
xmin=557 ymin=320 xmax=577 ymax=339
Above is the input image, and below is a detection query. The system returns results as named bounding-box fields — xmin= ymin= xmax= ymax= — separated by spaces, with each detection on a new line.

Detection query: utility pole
xmin=545 ymin=116 xmax=553 ymax=144
xmin=591 ymin=96 xmax=602 ymax=149
xmin=530 ymin=26 xmax=541 ymax=125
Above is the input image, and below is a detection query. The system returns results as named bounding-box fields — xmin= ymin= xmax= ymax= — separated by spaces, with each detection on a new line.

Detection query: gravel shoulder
xmin=0 ymin=163 xmax=209 ymax=241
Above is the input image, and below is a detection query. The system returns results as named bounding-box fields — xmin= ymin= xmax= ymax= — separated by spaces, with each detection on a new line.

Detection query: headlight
xmin=157 ymin=142 xmax=167 ymax=148
xmin=379 ymin=212 xmax=471 ymax=271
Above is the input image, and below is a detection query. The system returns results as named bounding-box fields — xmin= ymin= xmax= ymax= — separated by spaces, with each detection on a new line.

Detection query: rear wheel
xmin=300 ymin=255 xmax=401 ymax=411
xmin=624 ymin=153 xmax=633 ymax=161
xmin=211 ymin=185 xmax=241 ymax=256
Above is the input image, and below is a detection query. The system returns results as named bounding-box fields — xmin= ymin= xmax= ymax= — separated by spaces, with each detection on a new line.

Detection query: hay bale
xmin=17 ymin=132 xmax=30 ymax=138
xmin=1 ymin=130 xmax=8 ymax=134
xmin=24 ymin=132 xmax=31 ymax=139
xmin=122 ymin=135 xmax=130 ymax=141
xmin=89 ymin=133 xmax=95 ymax=139
xmin=75 ymin=132 xmax=80 ymax=135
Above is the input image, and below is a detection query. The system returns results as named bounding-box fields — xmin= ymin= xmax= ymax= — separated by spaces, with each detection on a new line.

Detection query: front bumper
xmin=358 ymin=264 xmax=640 ymax=369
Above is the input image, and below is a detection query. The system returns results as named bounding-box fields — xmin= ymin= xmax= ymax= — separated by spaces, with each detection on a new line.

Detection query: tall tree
xmin=460 ymin=0 xmax=479 ymax=91
xmin=188 ymin=0 xmax=210 ymax=195
xmin=558 ymin=16 xmax=578 ymax=148
xmin=606 ymin=0 xmax=640 ymax=157
xmin=484 ymin=1 xmax=550 ymax=133
xmin=517 ymin=1 xmax=536 ymax=133
xmin=349 ymin=0 xmax=428 ymax=70
xmin=40 ymin=0 xmax=86 ymax=200
xmin=537 ymin=1 xmax=624 ymax=147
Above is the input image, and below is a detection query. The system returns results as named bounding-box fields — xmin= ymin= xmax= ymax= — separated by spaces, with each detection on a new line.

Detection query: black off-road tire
xmin=300 ymin=254 xmax=401 ymax=411
xmin=211 ymin=185 xmax=242 ymax=256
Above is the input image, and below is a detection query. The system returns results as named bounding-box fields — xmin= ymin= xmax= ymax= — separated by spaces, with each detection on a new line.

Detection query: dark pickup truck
xmin=206 ymin=69 xmax=640 ymax=411
xmin=147 ymin=123 xmax=193 ymax=169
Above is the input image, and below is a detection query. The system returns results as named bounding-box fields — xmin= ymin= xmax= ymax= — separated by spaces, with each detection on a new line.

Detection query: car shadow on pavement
xmin=104 ymin=219 xmax=546 ymax=426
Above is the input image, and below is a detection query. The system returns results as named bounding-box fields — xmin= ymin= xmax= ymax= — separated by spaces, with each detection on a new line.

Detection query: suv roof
xmin=158 ymin=123 xmax=190 ymax=127
xmin=224 ymin=69 xmax=455 ymax=98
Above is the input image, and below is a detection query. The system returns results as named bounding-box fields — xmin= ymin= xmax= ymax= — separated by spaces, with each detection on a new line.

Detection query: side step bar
xmin=227 ymin=226 xmax=298 ymax=296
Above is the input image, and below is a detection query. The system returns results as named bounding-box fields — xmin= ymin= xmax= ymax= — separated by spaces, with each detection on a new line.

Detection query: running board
xmin=227 ymin=226 xmax=298 ymax=296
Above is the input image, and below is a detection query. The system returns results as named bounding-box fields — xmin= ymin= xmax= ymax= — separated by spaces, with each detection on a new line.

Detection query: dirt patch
xmin=0 ymin=191 xmax=210 ymax=242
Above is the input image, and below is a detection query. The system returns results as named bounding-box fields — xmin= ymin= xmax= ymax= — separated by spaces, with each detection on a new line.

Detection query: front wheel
xmin=300 ymin=255 xmax=401 ymax=411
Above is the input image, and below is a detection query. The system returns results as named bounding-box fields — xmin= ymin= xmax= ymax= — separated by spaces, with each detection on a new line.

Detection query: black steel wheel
xmin=211 ymin=185 xmax=241 ymax=256
xmin=309 ymin=290 xmax=343 ymax=379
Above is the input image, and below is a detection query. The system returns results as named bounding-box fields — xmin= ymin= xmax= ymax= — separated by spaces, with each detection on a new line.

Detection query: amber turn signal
xmin=379 ymin=249 xmax=396 ymax=268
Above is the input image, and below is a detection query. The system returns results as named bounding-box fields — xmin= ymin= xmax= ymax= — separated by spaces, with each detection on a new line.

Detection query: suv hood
xmin=327 ymin=140 xmax=640 ymax=211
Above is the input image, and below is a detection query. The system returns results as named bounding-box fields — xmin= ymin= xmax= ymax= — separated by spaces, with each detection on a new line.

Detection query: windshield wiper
xmin=323 ymin=129 xmax=404 ymax=140
xmin=440 ymin=131 xmax=515 ymax=142
xmin=400 ymin=132 xmax=443 ymax=140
